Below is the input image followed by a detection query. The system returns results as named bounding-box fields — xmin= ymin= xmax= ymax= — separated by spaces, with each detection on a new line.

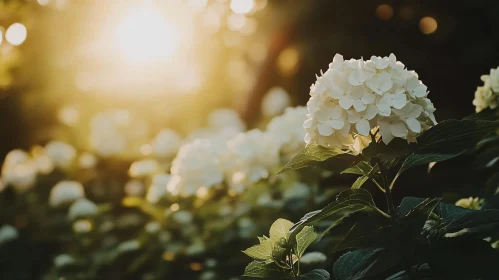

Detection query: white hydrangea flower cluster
xmin=261 ymin=87 xmax=292 ymax=118
xmin=304 ymin=54 xmax=436 ymax=150
xmin=267 ymin=106 xmax=307 ymax=159
xmin=89 ymin=110 xmax=149 ymax=157
xmin=152 ymin=129 xmax=183 ymax=159
xmin=68 ymin=198 xmax=98 ymax=220
xmin=45 ymin=140 xmax=76 ymax=170
xmin=473 ymin=67 xmax=499 ymax=112
xmin=1 ymin=149 xmax=38 ymax=192
xmin=167 ymin=138 xmax=228 ymax=196
xmin=225 ymin=129 xmax=280 ymax=193
xmin=49 ymin=180 xmax=85 ymax=207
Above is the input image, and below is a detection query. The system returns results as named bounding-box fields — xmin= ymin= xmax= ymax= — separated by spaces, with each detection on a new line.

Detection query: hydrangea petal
xmin=329 ymin=118 xmax=345 ymax=130
xmin=347 ymin=110 xmax=361 ymax=123
xmin=353 ymin=100 xmax=367 ymax=112
xmin=356 ymin=119 xmax=370 ymax=136
xmin=339 ymin=96 xmax=354 ymax=109
xmin=378 ymin=119 xmax=394 ymax=144
xmin=317 ymin=123 xmax=334 ymax=136
xmin=405 ymin=118 xmax=421 ymax=133
xmin=390 ymin=122 xmax=409 ymax=138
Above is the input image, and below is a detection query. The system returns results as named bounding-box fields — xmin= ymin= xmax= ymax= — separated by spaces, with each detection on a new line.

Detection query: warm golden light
xmin=376 ymin=4 xmax=394 ymax=21
xmin=6 ymin=23 xmax=27 ymax=46
xmin=230 ymin=0 xmax=255 ymax=15
xmin=58 ymin=106 xmax=80 ymax=126
xmin=115 ymin=8 xmax=180 ymax=63
xmin=0 ymin=29 xmax=3 ymax=46
xmin=170 ymin=203 xmax=180 ymax=212
xmin=277 ymin=47 xmax=299 ymax=77
xmin=37 ymin=0 xmax=50 ymax=6
xmin=419 ymin=17 xmax=438 ymax=35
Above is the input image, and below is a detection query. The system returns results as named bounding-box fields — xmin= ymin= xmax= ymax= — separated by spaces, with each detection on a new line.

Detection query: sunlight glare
xmin=115 ymin=8 xmax=180 ymax=63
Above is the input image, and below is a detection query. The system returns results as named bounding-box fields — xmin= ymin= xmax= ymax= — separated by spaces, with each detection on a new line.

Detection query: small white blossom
xmin=54 ymin=254 xmax=75 ymax=268
xmin=146 ymin=173 xmax=170 ymax=203
xmin=78 ymin=152 xmax=97 ymax=169
xmin=185 ymin=238 xmax=205 ymax=255
xmin=1 ymin=149 xmax=37 ymax=192
xmin=305 ymin=54 xmax=436 ymax=150
xmin=152 ymin=129 xmax=183 ymax=158
xmin=267 ymin=106 xmax=308 ymax=159
xmin=45 ymin=141 xmax=77 ymax=169
xmin=200 ymin=271 xmax=216 ymax=280
xmin=172 ymin=210 xmax=193 ymax=224
xmin=261 ymin=87 xmax=292 ymax=118
xmin=72 ymin=219 xmax=92 ymax=233
xmin=124 ymin=180 xmax=145 ymax=196
xmin=31 ymin=146 xmax=54 ymax=174
xmin=0 ymin=225 xmax=18 ymax=245
xmin=300 ymin=252 xmax=327 ymax=264
xmin=145 ymin=222 xmax=161 ymax=234
xmin=117 ymin=240 xmax=141 ymax=253
xmin=49 ymin=180 xmax=85 ymax=207
xmin=68 ymin=198 xmax=98 ymax=220
xmin=208 ymin=108 xmax=246 ymax=133
xmin=473 ymin=67 xmax=499 ymax=112
xmin=128 ymin=159 xmax=160 ymax=178
xmin=168 ymin=138 xmax=227 ymax=196
xmin=225 ymin=130 xmax=280 ymax=193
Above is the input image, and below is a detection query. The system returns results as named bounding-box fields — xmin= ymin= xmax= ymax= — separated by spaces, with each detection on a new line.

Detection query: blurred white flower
xmin=54 ymin=254 xmax=75 ymax=268
xmin=72 ymin=219 xmax=92 ymax=233
xmin=168 ymin=138 xmax=227 ymax=196
xmin=49 ymin=180 xmax=85 ymax=207
xmin=185 ymin=238 xmax=205 ymax=255
xmin=78 ymin=152 xmax=97 ymax=169
xmin=473 ymin=67 xmax=499 ymax=112
xmin=145 ymin=221 xmax=161 ymax=234
xmin=117 ymin=240 xmax=141 ymax=253
xmin=225 ymin=130 xmax=280 ymax=193
xmin=146 ymin=173 xmax=170 ymax=203
xmin=45 ymin=141 xmax=77 ymax=169
xmin=282 ymin=182 xmax=310 ymax=201
xmin=300 ymin=252 xmax=327 ymax=264
xmin=261 ymin=87 xmax=292 ymax=118
xmin=128 ymin=159 xmax=160 ymax=178
xmin=152 ymin=129 xmax=183 ymax=158
xmin=89 ymin=110 xmax=140 ymax=157
xmin=1 ymin=149 xmax=37 ymax=192
xmin=31 ymin=146 xmax=54 ymax=174
xmin=205 ymin=258 xmax=218 ymax=268
xmin=172 ymin=210 xmax=193 ymax=224
xmin=0 ymin=225 xmax=18 ymax=245
xmin=68 ymin=198 xmax=98 ymax=220
xmin=267 ymin=106 xmax=307 ymax=159
xmin=208 ymin=108 xmax=246 ymax=133
xmin=200 ymin=271 xmax=216 ymax=280
xmin=124 ymin=180 xmax=145 ymax=196
xmin=305 ymin=54 xmax=436 ymax=150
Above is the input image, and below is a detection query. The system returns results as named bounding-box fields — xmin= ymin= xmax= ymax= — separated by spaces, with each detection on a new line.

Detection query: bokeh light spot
xmin=6 ymin=23 xmax=27 ymax=46
xmin=230 ymin=0 xmax=255 ymax=15
xmin=277 ymin=47 xmax=299 ymax=77
xmin=419 ymin=16 xmax=438 ymax=34
xmin=376 ymin=4 xmax=393 ymax=21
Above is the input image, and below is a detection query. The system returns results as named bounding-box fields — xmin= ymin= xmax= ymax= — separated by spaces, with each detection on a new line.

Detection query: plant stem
xmin=376 ymin=158 xmax=395 ymax=215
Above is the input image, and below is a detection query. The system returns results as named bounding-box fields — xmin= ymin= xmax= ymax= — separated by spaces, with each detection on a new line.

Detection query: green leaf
xmin=296 ymin=269 xmax=330 ymax=280
xmin=242 ymin=239 xmax=273 ymax=261
xmin=242 ymin=261 xmax=272 ymax=278
xmin=295 ymin=226 xmax=317 ymax=257
xmin=351 ymin=176 xmax=369 ymax=189
xmin=279 ymin=143 xmax=360 ymax=174
xmin=341 ymin=162 xmax=374 ymax=176
xmin=394 ymin=119 xmax=499 ymax=182
xmin=290 ymin=189 xmax=388 ymax=241
xmin=414 ymin=119 xmax=499 ymax=154
xmin=333 ymin=248 xmax=383 ymax=280
xmin=269 ymin=218 xmax=294 ymax=243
